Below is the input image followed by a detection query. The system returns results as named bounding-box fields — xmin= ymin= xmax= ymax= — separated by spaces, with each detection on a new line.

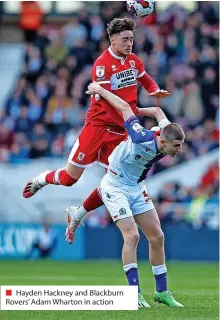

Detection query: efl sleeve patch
xmin=124 ymin=116 xmax=154 ymax=143
xmin=96 ymin=66 xmax=105 ymax=78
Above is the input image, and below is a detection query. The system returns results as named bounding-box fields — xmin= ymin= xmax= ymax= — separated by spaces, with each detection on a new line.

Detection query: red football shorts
xmin=68 ymin=123 xmax=127 ymax=168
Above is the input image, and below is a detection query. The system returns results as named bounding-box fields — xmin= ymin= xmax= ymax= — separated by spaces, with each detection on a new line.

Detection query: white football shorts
xmin=100 ymin=172 xmax=155 ymax=222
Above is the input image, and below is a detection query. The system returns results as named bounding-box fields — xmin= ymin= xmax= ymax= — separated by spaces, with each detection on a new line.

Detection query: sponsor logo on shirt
xmin=110 ymin=69 xmax=137 ymax=90
xmin=115 ymin=69 xmax=134 ymax=80
xmin=106 ymin=192 xmax=111 ymax=199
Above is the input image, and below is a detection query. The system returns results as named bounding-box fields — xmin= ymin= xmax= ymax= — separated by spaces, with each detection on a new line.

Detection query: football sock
xmin=123 ymin=263 xmax=141 ymax=293
xmin=45 ymin=169 xmax=77 ymax=186
xmin=74 ymin=189 xmax=104 ymax=221
xmin=74 ymin=206 xmax=88 ymax=221
xmin=83 ymin=188 xmax=104 ymax=211
xmin=152 ymin=264 xmax=168 ymax=292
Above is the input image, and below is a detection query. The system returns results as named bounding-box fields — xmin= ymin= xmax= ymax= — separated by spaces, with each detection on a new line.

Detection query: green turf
xmin=0 ymin=260 xmax=218 ymax=320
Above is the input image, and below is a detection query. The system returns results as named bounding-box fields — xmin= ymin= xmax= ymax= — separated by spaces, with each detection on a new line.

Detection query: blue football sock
xmin=154 ymin=272 xmax=167 ymax=292
xmin=152 ymin=264 xmax=168 ymax=292
xmin=123 ymin=263 xmax=141 ymax=293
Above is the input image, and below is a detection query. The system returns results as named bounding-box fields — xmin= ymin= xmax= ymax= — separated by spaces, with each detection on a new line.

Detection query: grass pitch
xmin=0 ymin=260 xmax=218 ymax=320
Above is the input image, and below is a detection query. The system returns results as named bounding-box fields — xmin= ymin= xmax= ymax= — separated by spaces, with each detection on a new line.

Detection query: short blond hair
xmin=161 ymin=123 xmax=185 ymax=141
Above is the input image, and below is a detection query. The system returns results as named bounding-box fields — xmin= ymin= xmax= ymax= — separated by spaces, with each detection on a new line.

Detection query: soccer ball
xmin=126 ymin=0 xmax=155 ymax=17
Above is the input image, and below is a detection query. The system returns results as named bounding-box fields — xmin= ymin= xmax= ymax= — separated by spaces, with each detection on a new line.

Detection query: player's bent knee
xmin=148 ymin=231 xmax=164 ymax=246
xmin=59 ymin=170 xmax=78 ymax=186
xmin=124 ymin=231 xmax=140 ymax=246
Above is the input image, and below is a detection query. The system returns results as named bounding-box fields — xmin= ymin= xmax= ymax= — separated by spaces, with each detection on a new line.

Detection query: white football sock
xmin=123 ymin=263 xmax=138 ymax=273
xmin=74 ymin=206 xmax=88 ymax=220
xmin=35 ymin=171 xmax=49 ymax=186
xmin=152 ymin=264 xmax=167 ymax=275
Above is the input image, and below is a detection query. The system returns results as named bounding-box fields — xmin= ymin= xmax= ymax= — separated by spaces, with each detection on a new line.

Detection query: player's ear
xmin=110 ymin=35 xmax=115 ymax=45
xmin=160 ymin=138 xmax=166 ymax=146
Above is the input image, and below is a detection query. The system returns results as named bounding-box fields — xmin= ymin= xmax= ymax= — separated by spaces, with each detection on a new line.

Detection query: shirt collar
xmin=108 ymin=46 xmax=126 ymax=64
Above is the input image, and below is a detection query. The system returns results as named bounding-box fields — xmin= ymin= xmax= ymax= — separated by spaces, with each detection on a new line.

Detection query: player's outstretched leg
xmin=64 ymin=188 xmax=104 ymax=244
xmin=23 ymin=170 xmax=50 ymax=198
xmin=23 ymin=165 xmax=83 ymax=198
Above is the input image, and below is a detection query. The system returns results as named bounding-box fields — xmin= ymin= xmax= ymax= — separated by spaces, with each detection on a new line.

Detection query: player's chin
xmin=168 ymin=152 xmax=177 ymax=158
xmin=124 ymin=49 xmax=132 ymax=56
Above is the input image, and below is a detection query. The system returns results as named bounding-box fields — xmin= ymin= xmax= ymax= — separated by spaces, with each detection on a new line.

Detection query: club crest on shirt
xmin=129 ymin=60 xmax=135 ymax=68
xmin=135 ymin=154 xmax=142 ymax=160
xmin=96 ymin=66 xmax=105 ymax=77
xmin=119 ymin=208 xmax=126 ymax=215
xmin=76 ymin=152 xmax=85 ymax=162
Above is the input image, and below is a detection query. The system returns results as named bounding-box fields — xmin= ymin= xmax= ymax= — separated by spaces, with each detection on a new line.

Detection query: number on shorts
xmin=142 ymin=190 xmax=150 ymax=202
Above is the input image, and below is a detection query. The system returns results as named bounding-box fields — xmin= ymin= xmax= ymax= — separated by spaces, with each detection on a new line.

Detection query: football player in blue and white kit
xmin=67 ymin=81 xmax=185 ymax=308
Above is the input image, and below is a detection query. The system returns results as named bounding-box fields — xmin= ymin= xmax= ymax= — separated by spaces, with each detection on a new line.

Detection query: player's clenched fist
xmin=88 ymin=81 xmax=101 ymax=94
xmin=86 ymin=81 xmax=101 ymax=95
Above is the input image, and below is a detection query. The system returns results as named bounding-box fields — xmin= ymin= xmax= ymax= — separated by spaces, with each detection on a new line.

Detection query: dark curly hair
xmin=107 ymin=17 xmax=136 ymax=37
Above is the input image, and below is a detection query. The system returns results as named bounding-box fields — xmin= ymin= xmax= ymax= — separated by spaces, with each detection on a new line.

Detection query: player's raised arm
xmin=138 ymin=107 xmax=169 ymax=124
xmin=123 ymin=110 xmax=170 ymax=144
xmin=138 ymin=73 xmax=170 ymax=98
xmin=87 ymin=82 xmax=134 ymax=120
xmin=134 ymin=55 xmax=170 ymax=98
xmin=87 ymin=83 xmax=171 ymax=144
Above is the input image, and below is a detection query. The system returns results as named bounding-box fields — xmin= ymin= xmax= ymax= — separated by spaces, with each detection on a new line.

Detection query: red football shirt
xmin=85 ymin=47 xmax=158 ymax=128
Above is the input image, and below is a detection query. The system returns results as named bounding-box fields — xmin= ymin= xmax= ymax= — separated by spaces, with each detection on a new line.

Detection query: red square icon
xmin=6 ymin=290 xmax=12 ymax=296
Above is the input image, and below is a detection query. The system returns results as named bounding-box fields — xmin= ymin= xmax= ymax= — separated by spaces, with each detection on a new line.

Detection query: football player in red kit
xmin=23 ymin=17 xmax=169 ymax=239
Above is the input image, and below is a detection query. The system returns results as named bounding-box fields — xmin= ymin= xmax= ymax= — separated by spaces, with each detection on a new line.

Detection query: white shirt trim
xmin=108 ymin=46 xmax=126 ymax=65
xmin=136 ymin=70 xmax=146 ymax=79
xmin=68 ymin=159 xmax=98 ymax=168
xmin=97 ymin=80 xmax=111 ymax=84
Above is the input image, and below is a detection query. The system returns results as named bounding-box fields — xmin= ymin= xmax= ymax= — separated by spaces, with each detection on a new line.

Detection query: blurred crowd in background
xmin=0 ymin=1 xmax=219 ymax=229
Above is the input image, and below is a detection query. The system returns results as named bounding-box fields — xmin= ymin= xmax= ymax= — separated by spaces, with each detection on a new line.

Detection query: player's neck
xmin=111 ymin=47 xmax=127 ymax=59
